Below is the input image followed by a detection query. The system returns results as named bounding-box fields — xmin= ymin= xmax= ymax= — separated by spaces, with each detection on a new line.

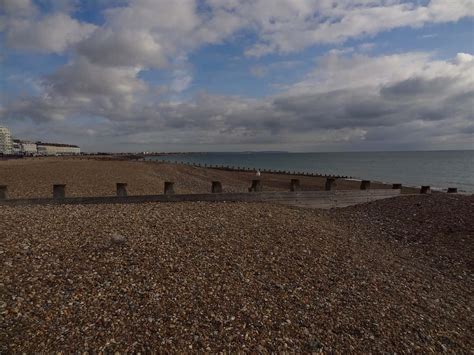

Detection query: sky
xmin=0 ymin=0 xmax=473 ymax=152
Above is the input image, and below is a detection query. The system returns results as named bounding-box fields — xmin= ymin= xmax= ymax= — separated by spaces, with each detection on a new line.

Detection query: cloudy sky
xmin=1 ymin=0 xmax=473 ymax=152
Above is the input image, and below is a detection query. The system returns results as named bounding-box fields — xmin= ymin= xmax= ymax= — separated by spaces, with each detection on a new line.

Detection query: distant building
xmin=1 ymin=125 xmax=80 ymax=156
xmin=0 ymin=126 xmax=13 ymax=154
xmin=12 ymin=139 xmax=21 ymax=154
xmin=12 ymin=139 xmax=37 ymax=155
xmin=22 ymin=141 xmax=38 ymax=155
xmin=36 ymin=142 xmax=81 ymax=155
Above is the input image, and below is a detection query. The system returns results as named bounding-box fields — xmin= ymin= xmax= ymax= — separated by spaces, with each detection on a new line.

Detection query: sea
xmin=147 ymin=150 xmax=474 ymax=193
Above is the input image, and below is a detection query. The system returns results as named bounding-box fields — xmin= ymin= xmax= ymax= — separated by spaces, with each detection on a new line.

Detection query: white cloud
xmin=74 ymin=0 xmax=245 ymax=69
xmin=5 ymin=13 xmax=96 ymax=53
xmin=77 ymin=29 xmax=166 ymax=68
xmin=204 ymin=0 xmax=474 ymax=56
xmin=288 ymin=52 xmax=436 ymax=94
xmin=170 ymin=71 xmax=193 ymax=93
xmin=2 ymin=0 xmax=473 ymax=58
xmin=455 ymin=52 xmax=474 ymax=64
xmin=48 ymin=57 xmax=146 ymax=99
xmin=0 ymin=0 xmax=37 ymax=17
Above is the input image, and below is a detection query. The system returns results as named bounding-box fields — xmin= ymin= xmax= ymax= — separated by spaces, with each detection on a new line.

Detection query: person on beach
xmin=256 ymin=169 xmax=261 ymax=177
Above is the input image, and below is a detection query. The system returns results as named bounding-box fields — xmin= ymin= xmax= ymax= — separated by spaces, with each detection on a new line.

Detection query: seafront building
xmin=36 ymin=142 xmax=81 ymax=155
xmin=1 ymin=125 xmax=80 ymax=155
xmin=0 ymin=126 xmax=13 ymax=154
xmin=23 ymin=142 xmax=38 ymax=154
xmin=13 ymin=139 xmax=38 ymax=155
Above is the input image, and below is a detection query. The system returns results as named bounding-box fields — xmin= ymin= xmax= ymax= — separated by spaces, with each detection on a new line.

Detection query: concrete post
xmin=290 ymin=179 xmax=301 ymax=192
xmin=420 ymin=186 xmax=431 ymax=194
xmin=53 ymin=184 xmax=66 ymax=199
xmin=116 ymin=183 xmax=128 ymax=197
xmin=0 ymin=185 xmax=8 ymax=200
xmin=164 ymin=181 xmax=175 ymax=195
xmin=360 ymin=180 xmax=371 ymax=190
xmin=392 ymin=183 xmax=402 ymax=189
xmin=325 ymin=177 xmax=336 ymax=191
xmin=211 ymin=181 xmax=223 ymax=193
xmin=249 ymin=179 xmax=263 ymax=192
xmin=447 ymin=187 xmax=457 ymax=193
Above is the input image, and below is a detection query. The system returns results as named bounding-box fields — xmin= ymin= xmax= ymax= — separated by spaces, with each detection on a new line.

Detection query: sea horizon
xmin=134 ymin=148 xmax=474 ymax=154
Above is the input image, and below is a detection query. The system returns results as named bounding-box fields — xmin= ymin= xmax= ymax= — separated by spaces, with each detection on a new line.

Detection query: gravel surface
xmin=1 ymin=194 xmax=472 ymax=352
xmin=0 ymin=157 xmax=418 ymax=199
xmin=327 ymin=194 xmax=474 ymax=275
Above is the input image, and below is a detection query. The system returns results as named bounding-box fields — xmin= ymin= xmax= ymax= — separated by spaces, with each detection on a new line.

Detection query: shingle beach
xmin=0 ymin=156 xmax=419 ymax=198
xmin=1 ymin=157 xmax=472 ymax=352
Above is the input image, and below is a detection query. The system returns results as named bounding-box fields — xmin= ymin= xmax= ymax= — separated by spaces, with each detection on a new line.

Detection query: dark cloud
xmin=380 ymin=76 xmax=456 ymax=99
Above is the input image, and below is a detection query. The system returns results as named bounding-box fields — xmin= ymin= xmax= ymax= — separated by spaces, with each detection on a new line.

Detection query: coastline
xmin=0 ymin=155 xmax=422 ymax=199
xmin=148 ymin=150 xmax=474 ymax=193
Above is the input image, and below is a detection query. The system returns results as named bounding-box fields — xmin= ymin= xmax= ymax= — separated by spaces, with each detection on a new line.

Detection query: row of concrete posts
xmin=0 ymin=179 xmax=458 ymax=200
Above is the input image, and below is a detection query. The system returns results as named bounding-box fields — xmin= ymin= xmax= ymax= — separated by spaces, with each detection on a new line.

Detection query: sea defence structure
xmin=212 ymin=181 xmax=223 ymax=193
xmin=0 ymin=177 xmax=452 ymax=209
xmin=325 ymin=177 xmax=337 ymax=191
xmin=0 ymin=185 xmax=7 ymax=199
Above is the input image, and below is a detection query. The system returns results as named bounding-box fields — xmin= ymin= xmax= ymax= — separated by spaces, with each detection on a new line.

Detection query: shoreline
xmin=0 ymin=156 xmax=422 ymax=199
xmin=146 ymin=152 xmax=472 ymax=193
xmin=2 ymin=152 xmax=471 ymax=193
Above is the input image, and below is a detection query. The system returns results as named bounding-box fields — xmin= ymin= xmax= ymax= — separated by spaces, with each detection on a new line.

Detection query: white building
xmin=22 ymin=141 xmax=38 ymax=154
xmin=0 ymin=126 xmax=13 ymax=154
xmin=12 ymin=139 xmax=21 ymax=154
xmin=36 ymin=142 xmax=80 ymax=155
xmin=12 ymin=139 xmax=37 ymax=155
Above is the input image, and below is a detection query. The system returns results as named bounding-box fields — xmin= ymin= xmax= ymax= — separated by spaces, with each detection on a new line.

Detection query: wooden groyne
xmin=0 ymin=178 xmax=441 ymax=209
xmin=150 ymin=158 xmax=353 ymax=179
xmin=0 ymin=189 xmax=402 ymax=209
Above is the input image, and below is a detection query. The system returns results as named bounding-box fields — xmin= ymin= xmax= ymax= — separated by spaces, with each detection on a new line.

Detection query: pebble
xmin=111 ymin=234 xmax=127 ymax=245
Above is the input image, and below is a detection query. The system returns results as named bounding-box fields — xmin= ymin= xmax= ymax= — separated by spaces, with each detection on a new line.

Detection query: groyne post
xmin=212 ymin=181 xmax=223 ymax=193
xmin=360 ymin=180 xmax=371 ymax=190
xmin=53 ymin=184 xmax=66 ymax=199
xmin=0 ymin=185 xmax=8 ymax=200
xmin=392 ymin=183 xmax=402 ymax=189
xmin=325 ymin=177 xmax=336 ymax=191
xmin=420 ymin=186 xmax=431 ymax=194
xmin=447 ymin=187 xmax=457 ymax=193
xmin=164 ymin=182 xmax=175 ymax=195
xmin=290 ymin=179 xmax=301 ymax=192
xmin=116 ymin=183 xmax=128 ymax=197
xmin=249 ymin=179 xmax=263 ymax=192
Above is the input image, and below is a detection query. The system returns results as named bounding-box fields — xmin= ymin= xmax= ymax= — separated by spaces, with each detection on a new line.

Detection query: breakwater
xmin=0 ymin=177 xmax=448 ymax=209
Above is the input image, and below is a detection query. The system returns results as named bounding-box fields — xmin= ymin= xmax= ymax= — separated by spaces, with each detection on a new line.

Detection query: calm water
xmin=148 ymin=151 xmax=474 ymax=193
